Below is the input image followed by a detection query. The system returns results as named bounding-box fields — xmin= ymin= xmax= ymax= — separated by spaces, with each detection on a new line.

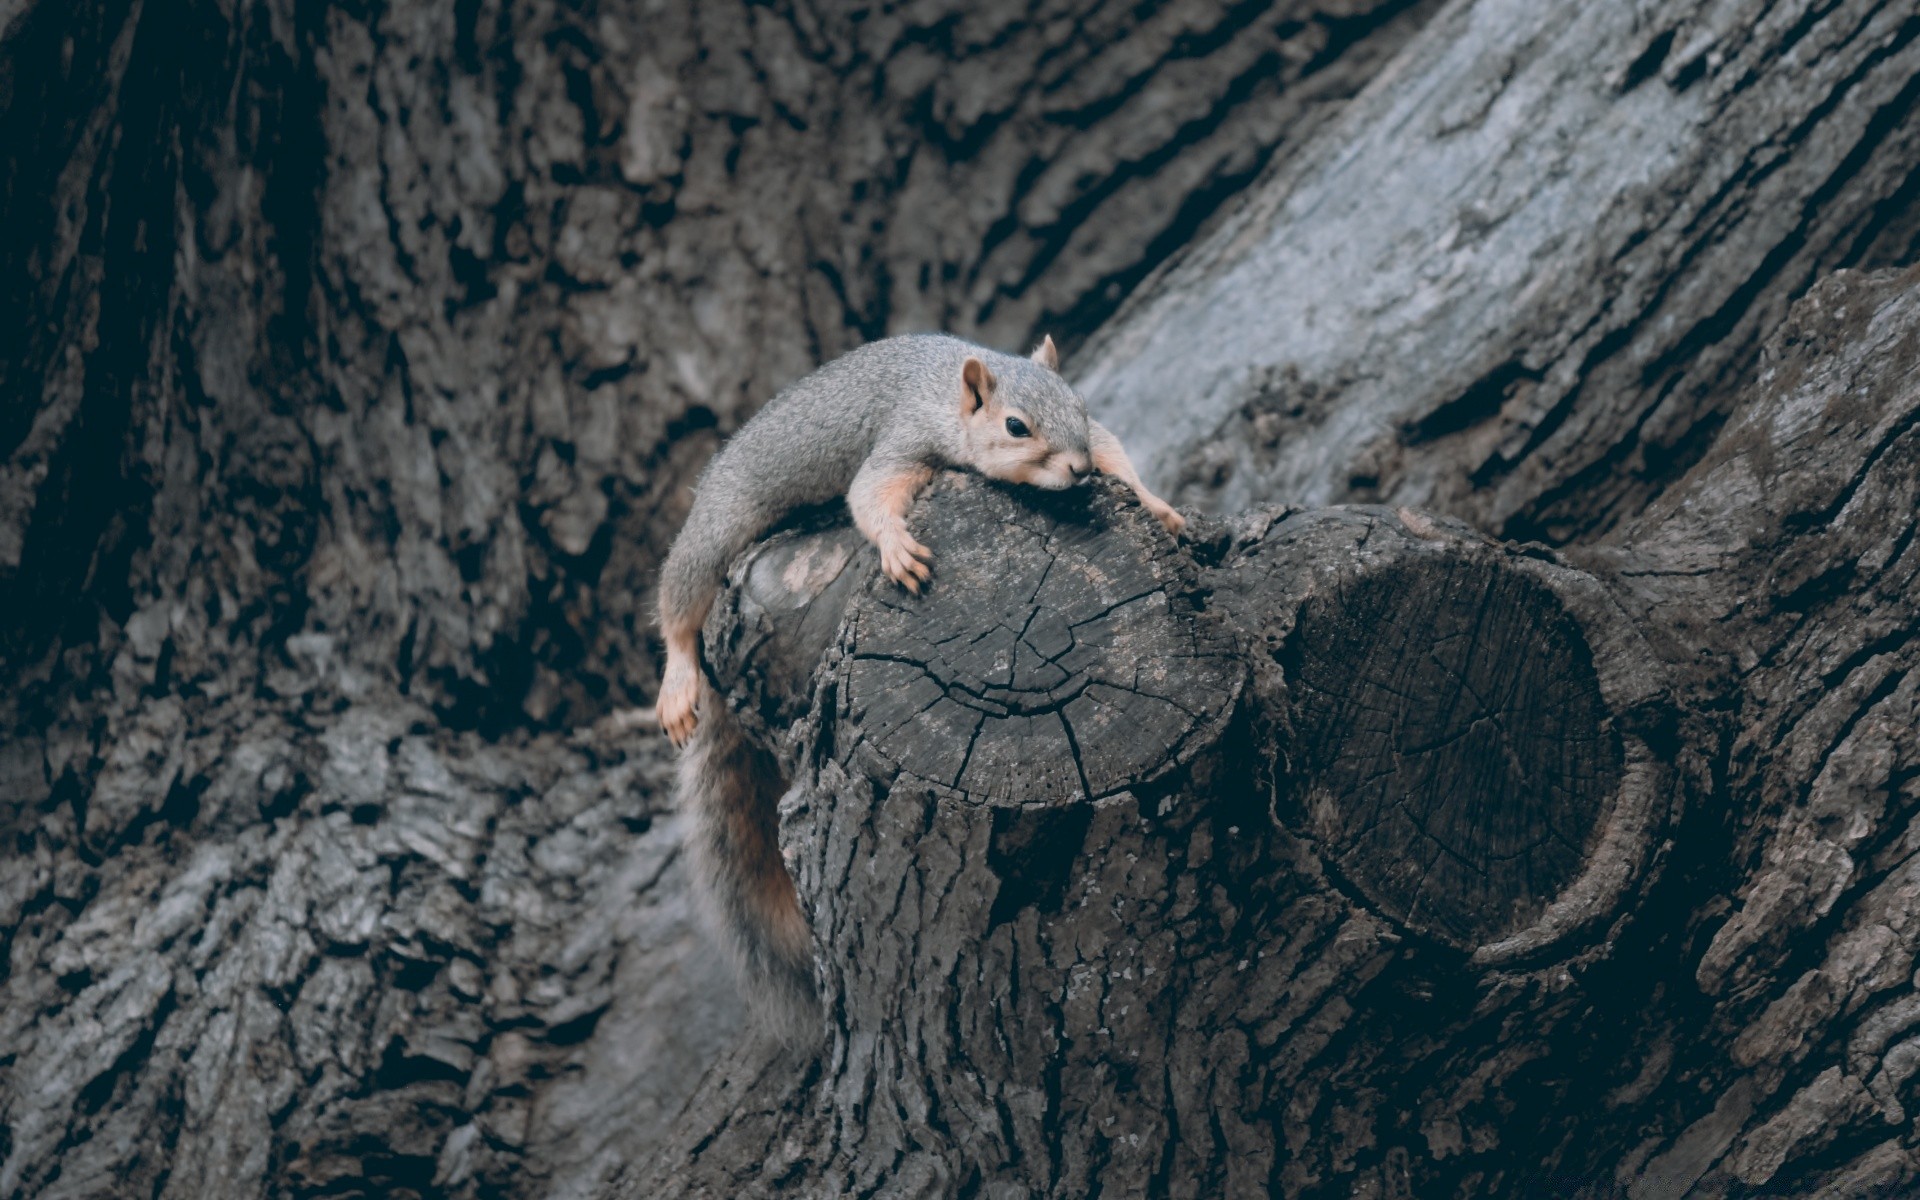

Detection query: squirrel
xmin=655 ymin=332 xmax=1184 ymax=1036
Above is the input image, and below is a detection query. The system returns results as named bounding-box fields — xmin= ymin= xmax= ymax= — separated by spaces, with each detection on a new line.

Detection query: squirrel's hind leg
xmin=657 ymin=540 xmax=724 ymax=747
xmin=656 ymin=620 xmax=703 ymax=747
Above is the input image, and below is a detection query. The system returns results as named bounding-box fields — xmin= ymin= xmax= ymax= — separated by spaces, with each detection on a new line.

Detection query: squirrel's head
xmin=958 ymin=335 xmax=1092 ymax=491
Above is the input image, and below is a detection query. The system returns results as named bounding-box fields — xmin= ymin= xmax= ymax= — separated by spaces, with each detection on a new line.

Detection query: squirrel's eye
xmin=1005 ymin=416 xmax=1031 ymax=438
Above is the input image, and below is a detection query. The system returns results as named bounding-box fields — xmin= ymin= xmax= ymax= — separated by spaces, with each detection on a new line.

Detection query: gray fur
xmin=657 ymin=334 xmax=1087 ymax=630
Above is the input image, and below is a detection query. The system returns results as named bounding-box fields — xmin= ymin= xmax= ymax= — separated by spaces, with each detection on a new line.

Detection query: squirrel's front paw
xmin=656 ymin=658 xmax=700 ymax=748
xmin=1149 ymin=501 xmax=1187 ymax=538
xmin=878 ymin=530 xmax=933 ymax=593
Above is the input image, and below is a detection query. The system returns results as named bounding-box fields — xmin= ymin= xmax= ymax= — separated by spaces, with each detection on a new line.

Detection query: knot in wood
xmin=1239 ymin=508 xmax=1672 ymax=961
xmin=838 ymin=475 xmax=1239 ymax=805
xmin=1287 ymin=557 xmax=1619 ymax=949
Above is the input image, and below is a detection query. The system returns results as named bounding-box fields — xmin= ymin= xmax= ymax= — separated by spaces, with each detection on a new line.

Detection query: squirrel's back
xmin=702 ymin=334 xmax=986 ymax=500
xmin=659 ymin=334 xmax=1001 ymax=615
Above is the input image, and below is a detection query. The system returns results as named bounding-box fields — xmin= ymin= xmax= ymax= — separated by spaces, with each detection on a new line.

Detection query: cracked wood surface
xmin=628 ymin=267 xmax=1920 ymax=1198
xmin=1285 ymin=554 xmax=1620 ymax=949
xmin=1215 ymin=507 xmax=1672 ymax=962
xmin=630 ymin=498 xmax=1683 ymax=1196
xmin=835 ymin=474 xmax=1240 ymax=806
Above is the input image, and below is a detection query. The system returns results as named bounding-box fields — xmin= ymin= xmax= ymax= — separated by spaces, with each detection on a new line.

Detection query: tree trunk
xmin=1083 ymin=0 xmax=1920 ymax=544
xmin=0 ymin=0 xmax=1437 ymax=1196
xmin=631 ymin=263 xmax=1920 ymax=1198
xmin=3 ymin=0 xmax=1918 ymax=1194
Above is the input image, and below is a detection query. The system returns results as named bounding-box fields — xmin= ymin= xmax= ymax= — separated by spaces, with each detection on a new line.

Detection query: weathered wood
xmin=630 ymin=503 xmax=1678 ymax=1198
xmin=712 ymin=493 xmax=1672 ymax=961
xmin=1568 ymin=266 xmax=1920 ymax=1199
xmin=0 ymin=703 xmax=738 ymax=1200
xmin=1210 ymin=506 xmax=1671 ymax=961
xmin=6 ymin=0 xmax=1920 ymax=1191
xmin=628 ymin=266 xmax=1920 ymax=1198
xmin=835 ymin=474 xmax=1240 ymax=806
xmin=1085 ymin=0 xmax=1920 ymax=544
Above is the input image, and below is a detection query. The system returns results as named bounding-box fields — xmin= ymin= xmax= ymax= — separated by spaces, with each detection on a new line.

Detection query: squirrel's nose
xmin=1069 ymin=456 xmax=1092 ymax=480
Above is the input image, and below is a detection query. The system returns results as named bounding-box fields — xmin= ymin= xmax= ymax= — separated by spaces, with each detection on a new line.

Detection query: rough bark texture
xmin=1083 ymin=0 xmax=1920 ymax=545
xmin=632 ymin=264 xmax=1920 ymax=1198
xmin=4 ymin=0 xmax=1919 ymax=1193
xmin=0 ymin=0 xmax=1440 ymax=1194
xmin=0 ymin=713 xmax=733 ymax=1199
xmin=1 ymin=0 xmax=1438 ymax=727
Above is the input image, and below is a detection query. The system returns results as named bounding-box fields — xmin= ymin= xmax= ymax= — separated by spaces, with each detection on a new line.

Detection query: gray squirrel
xmin=655 ymin=332 xmax=1182 ymax=1035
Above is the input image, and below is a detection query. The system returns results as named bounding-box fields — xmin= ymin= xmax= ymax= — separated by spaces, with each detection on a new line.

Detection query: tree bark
xmin=1083 ymin=0 xmax=1920 ymax=545
xmin=631 ymin=263 xmax=1920 ymax=1198
xmin=0 ymin=0 xmax=1437 ymax=1195
xmin=4 ymin=0 xmax=1918 ymax=1194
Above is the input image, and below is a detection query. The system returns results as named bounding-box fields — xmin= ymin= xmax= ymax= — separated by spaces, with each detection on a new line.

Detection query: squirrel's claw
xmin=659 ymin=697 xmax=698 ymax=748
xmin=1151 ymin=503 xmax=1187 ymax=538
xmin=880 ymin=532 xmax=933 ymax=593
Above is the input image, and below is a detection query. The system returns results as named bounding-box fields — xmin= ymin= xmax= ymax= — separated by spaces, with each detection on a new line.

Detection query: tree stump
xmin=636 ymin=488 xmax=1676 ymax=1197
xmin=1213 ymin=506 xmax=1672 ymax=962
xmin=834 ymin=474 xmax=1241 ymax=805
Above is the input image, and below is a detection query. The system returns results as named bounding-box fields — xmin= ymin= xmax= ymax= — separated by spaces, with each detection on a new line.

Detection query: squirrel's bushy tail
xmin=678 ymin=689 xmax=821 ymax=1042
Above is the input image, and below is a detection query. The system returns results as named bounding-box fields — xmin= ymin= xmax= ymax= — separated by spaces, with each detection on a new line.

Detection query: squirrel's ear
xmin=960 ymin=357 xmax=997 ymax=416
xmin=1029 ymin=334 xmax=1060 ymax=372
